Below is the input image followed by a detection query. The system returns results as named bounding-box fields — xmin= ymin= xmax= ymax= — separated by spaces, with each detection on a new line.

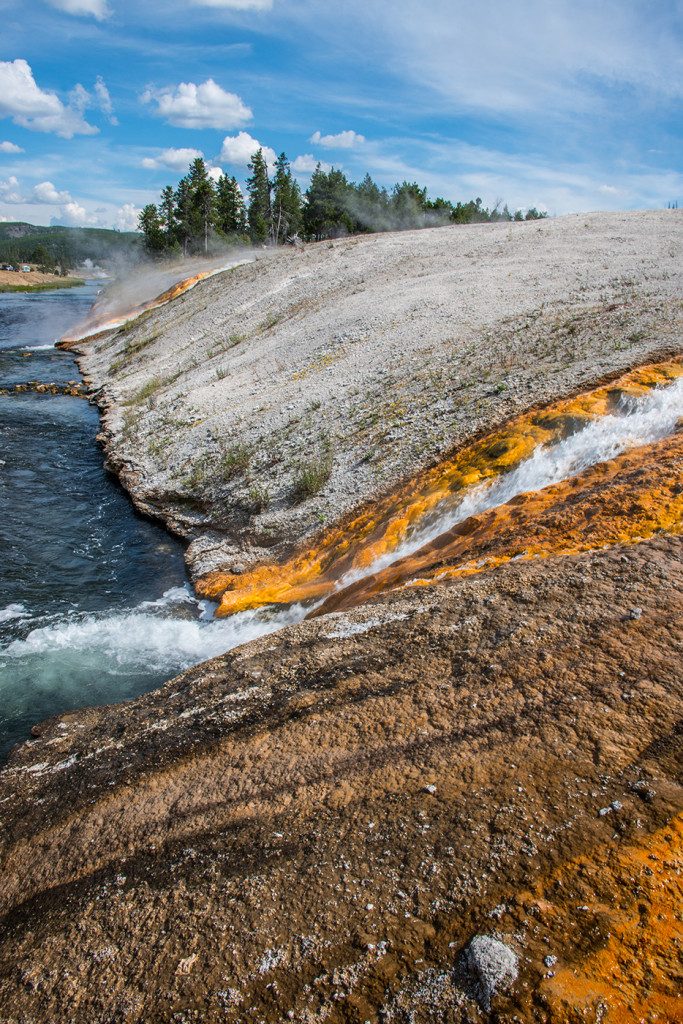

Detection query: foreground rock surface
xmin=1 ymin=537 xmax=682 ymax=1022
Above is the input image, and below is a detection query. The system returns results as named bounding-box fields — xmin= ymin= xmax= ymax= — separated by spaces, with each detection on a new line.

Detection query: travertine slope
xmin=71 ymin=210 xmax=683 ymax=583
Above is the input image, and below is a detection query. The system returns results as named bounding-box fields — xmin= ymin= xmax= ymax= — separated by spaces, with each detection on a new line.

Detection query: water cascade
xmin=196 ymin=358 xmax=683 ymax=616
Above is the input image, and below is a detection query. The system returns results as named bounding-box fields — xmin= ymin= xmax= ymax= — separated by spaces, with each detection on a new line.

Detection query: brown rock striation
xmin=1 ymin=537 xmax=682 ymax=1022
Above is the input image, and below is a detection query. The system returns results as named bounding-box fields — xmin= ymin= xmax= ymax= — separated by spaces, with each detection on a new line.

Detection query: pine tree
xmin=188 ymin=157 xmax=216 ymax=253
xmin=303 ymin=166 xmax=352 ymax=240
xmin=246 ymin=149 xmax=271 ymax=244
xmin=271 ymin=153 xmax=302 ymax=244
xmin=215 ymin=174 xmax=247 ymax=238
xmin=174 ymin=176 xmax=193 ymax=257
xmin=158 ymin=186 xmax=176 ymax=245
xmin=138 ymin=204 xmax=166 ymax=254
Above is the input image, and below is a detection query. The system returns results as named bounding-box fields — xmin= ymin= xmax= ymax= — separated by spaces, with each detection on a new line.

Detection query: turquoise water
xmin=0 ymin=284 xmax=203 ymax=759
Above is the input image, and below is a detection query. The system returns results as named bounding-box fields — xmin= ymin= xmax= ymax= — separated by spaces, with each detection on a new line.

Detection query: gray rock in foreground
xmin=467 ymin=935 xmax=518 ymax=1011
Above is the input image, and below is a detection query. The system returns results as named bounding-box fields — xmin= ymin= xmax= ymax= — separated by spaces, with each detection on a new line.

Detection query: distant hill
xmin=0 ymin=222 xmax=142 ymax=269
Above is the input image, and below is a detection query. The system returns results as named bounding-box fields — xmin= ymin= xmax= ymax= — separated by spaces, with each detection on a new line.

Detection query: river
xmin=0 ymin=281 xmax=293 ymax=762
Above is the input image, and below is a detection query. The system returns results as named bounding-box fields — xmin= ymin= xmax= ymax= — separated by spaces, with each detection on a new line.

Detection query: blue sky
xmin=0 ymin=0 xmax=681 ymax=230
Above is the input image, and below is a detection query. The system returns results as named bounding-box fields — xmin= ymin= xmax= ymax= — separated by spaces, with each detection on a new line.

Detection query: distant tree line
xmin=138 ymin=151 xmax=547 ymax=255
xmin=0 ymin=223 xmax=139 ymax=268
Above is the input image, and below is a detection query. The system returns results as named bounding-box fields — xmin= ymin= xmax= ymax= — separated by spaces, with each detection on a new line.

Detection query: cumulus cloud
xmin=141 ymin=78 xmax=251 ymax=130
xmin=0 ymin=141 xmax=24 ymax=153
xmin=207 ymin=165 xmax=224 ymax=182
xmin=310 ymin=129 xmax=365 ymax=149
xmin=114 ymin=203 xmax=141 ymax=231
xmin=33 ymin=181 xmax=72 ymax=204
xmin=0 ymin=176 xmax=23 ymax=203
xmin=0 ymin=60 xmax=98 ymax=137
xmin=45 ymin=0 xmax=110 ymax=17
xmin=292 ymin=154 xmax=332 ymax=173
xmin=141 ymin=146 xmax=204 ymax=171
xmin=192 ymin=0 xmax=272 ymax=7
xmin=53 ymin=200 xmax=99 ymax=226
xmin=219 ymin=131 xmax=276 ymax=168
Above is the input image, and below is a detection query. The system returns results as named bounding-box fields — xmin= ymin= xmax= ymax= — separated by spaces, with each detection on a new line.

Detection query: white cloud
xmin=292 ymin=154 xmax=332 ymax=173
xmin=114 ymin=203 xmax=141 ymax=231
xmin=0 ymin=141 xmax=24 ymax=153
xmin=310 ymin=129 xmax=365 ymax=149
xmin=69 ymin=76 xmax=117 ymax=125
xmin=69 ymin=83 xmax=90 ymax=114
xmin=54 ymin=200 xmax=99 ymax=226
xmin=207 ymin=165 xmax=223 ymax=182
xmin=141 ymin=79 xmax=251 ymax=130
xmin=33 ymin=181 xmax=72 ymax=204
xmin=141 ymin=147 xmax=204 ymax=171
xmin=219 ymin=131 xmax=276 ymax=168
xmin=192 ymin=0 xmax=272 ymax=7
xmin=45 ymin=0 xmax=110 ymax=18
xmin=0 ymin=60 xmax=98 ymax=137
xmin=345 ymin=0 xmax=683 ymax=118
xmin=94 ymin=77 xmax=117 ymax=124
xmin=0 ymin=176 xmax=23 ymax=203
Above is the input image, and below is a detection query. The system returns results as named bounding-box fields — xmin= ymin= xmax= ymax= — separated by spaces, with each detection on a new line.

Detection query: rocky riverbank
xmin=1 ymin=210 xmax=682 ymax=1023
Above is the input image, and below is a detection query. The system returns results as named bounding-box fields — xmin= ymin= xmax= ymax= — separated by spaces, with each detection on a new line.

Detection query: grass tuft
xmin=292 ymin=448 xmax=333 ymax=501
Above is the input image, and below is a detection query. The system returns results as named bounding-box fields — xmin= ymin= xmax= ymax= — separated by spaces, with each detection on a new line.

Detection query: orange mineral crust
xmin=314 ymin=429 xmax=683 ymax=616
xmin=196 ymin=358 xmax=683 ymax=617
xmin=533 ymin=815 xmax=683 ymax=1022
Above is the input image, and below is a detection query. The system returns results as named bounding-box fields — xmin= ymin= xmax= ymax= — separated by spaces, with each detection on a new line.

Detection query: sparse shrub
xmin=248 ymin=482 xmax=270 ymax=512
xmin=292 ymin=449 xmax=333 ymax=501
xmin=125 ymin=377 xmax=164 ymax=405
xmin=219 ymin=442 xmax=252 ymax=480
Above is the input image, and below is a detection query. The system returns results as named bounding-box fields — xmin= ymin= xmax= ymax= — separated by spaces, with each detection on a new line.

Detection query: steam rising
xmin=63 ymin=253 xmax=255 ymax=342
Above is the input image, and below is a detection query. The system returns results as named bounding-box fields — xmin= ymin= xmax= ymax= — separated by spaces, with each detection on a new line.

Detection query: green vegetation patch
xmin=292 ymin=447 xmax=333 ymax=501
xmin=0 ymin=278 xmax=85 ymax=293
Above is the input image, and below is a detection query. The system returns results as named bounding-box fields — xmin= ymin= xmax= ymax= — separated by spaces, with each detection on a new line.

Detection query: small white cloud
xmin=33 ymin=180 xmax=72 ymax=204
xmin=0 ymin=141 xmax=23 ymax=153
xmin=0 ymin=59 xmax=98 ymax=138
xmin=192 ymin=0 xmax=272 ymax=7
xmin=207 ymin=164 xmax=223 ymax=181
xmin=94 ymin=76 xmax=117 ymax=124
xmin=310 ymin=129 xmax=365 ymax=149
xmin=141 ymin=146 xmax=204 ymax=171
xmin=45 ymin=0 xmax=110 ymax=19
xmin=70 ymin=77 xmax=117 ymax=124
xmin=142 ymin=78 xmax=251 ymax=131
xmin=69 ymin=83 xmax=90 ymax=113
xmin=114 ymin=203 xmax=141 ymax=231
xmin=219 ymin=131 xmax=276 ymax=168
xmin=0 ymin=175 xmax=23 ymax=203
xmin=292 ymin=154 xmax=332 ymax=173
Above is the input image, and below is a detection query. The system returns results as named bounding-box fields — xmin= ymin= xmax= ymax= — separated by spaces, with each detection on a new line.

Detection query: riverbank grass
xmin=0 ymin=277 xmax=86 ymax=294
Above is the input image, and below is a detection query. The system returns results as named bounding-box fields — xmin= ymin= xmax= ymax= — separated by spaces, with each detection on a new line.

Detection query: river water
xmin=0 ymin=282 xmax=295 ymax=762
